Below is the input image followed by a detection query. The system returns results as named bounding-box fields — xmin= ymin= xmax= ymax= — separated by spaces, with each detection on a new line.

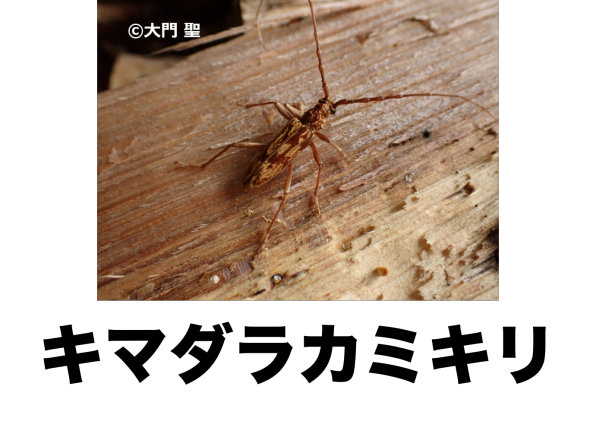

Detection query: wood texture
xmin=97 ymin=0 xmax=499 ymax=300
xmin=109 ymin=53 xmax=182 ymax=90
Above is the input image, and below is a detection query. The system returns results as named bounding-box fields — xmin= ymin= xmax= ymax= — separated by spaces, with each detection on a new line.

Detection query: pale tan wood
xmin=97 ymin=0 xmax=499 ymax=300
xmin=109 ymin=53 xmax=182 ymax=90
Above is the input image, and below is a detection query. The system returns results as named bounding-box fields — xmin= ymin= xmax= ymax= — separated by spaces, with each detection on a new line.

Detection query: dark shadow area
xmin=98 ymin=0 xmax=243 ymax=92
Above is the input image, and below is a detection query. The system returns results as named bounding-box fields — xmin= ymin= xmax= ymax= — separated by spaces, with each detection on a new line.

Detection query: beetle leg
xmin=246 ymin=101 xmax=276 ymax=108
xmin=176 ymin=142 xmax=267 ymax=169
xmin=285 ymin=103 xmax=303 ymax=119
xmin=315 ymin=131 xmax=346 ymax=158
xmin=310 ymin=142 xmax=323 ymax=217
xmin=247 ymin=101 xmax=298 ymax=121
xmin=295 ymin=101 xmax=305 ymax=116
xmin=273 ymin=102 xmax=294 ymax=121
xmin=260 ymin=163 xmax=293 ymax=251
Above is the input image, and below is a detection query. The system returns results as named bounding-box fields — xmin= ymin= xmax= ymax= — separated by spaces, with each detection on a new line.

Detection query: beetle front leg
xmin=274 ymin=103 xmax=295 ymax=121
xmin=284 ymin=103 xmax=304 ymax=119
xmin=247 ymin=101 xmax=304 ymax=121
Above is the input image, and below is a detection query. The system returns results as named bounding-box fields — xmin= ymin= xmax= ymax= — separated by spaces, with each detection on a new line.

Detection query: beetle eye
xmin=330 ymin=105 xmax=336 ymax=114
xmin=318 ymin=99 xmax=325 ymax=104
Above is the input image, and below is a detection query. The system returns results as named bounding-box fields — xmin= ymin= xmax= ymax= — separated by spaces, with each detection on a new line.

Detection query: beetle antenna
xmin=333 ymin=93 xmax=498 ymax=123
xmin=256 ymin=0 xmax=266 ymax=49
xmin=308 ymin=0 xmax=331 ymax=100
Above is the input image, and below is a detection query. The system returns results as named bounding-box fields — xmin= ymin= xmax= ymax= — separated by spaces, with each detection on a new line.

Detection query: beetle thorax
xmin=301 ymin=102 xmax=331 ymax=131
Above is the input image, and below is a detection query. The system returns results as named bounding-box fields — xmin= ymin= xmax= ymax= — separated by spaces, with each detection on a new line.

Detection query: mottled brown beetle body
xmin=244 ymin=102 xmax=332 ymax=189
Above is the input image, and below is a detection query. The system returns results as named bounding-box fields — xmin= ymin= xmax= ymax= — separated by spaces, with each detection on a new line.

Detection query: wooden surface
xmin=109 ymin=53 xmax=182 ymax=90
xmin=97 ymin=0 xmax=499 ymax=300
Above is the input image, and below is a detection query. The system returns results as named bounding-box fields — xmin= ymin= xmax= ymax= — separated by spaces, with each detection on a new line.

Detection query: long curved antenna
xmin=308 ymin=0 xmax=331 ymax=100
xmin=256 ymin=0 xmax=266 ymax=49
xmin=333 ymin=93 xmax=498 ymax=123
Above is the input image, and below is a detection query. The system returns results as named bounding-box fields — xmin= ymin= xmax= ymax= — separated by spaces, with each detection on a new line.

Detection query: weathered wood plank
xmin=97 ymin=0 xmax=499 ymax=300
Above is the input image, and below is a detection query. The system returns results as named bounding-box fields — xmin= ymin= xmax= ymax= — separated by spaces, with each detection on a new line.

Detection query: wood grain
xmin=97 ymin=0 xmax=499 ymax=300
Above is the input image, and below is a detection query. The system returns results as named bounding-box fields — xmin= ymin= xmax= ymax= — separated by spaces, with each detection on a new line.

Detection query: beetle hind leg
xmin=175 ymin=141 xmax=267 ymax=170
xmin=310 ymin=142 xmax=323 ymax=217
xmin=259 ymin=163 xmax=293 ymax=252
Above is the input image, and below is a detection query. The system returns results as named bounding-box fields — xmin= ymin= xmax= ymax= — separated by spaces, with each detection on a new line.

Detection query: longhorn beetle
xmin=178 ymin=0 xmax=498 ymax=251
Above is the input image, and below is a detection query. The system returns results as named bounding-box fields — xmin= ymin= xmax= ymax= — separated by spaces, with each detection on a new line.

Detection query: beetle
xmin=178 ymin=0 xmax=498 ymax=251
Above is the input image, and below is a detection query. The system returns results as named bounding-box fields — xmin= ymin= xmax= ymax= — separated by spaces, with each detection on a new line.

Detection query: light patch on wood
xmin=109 ymin=53 xmax=182 ymax=89
xmin=410 ymin=16 xmax=439 ymax=33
